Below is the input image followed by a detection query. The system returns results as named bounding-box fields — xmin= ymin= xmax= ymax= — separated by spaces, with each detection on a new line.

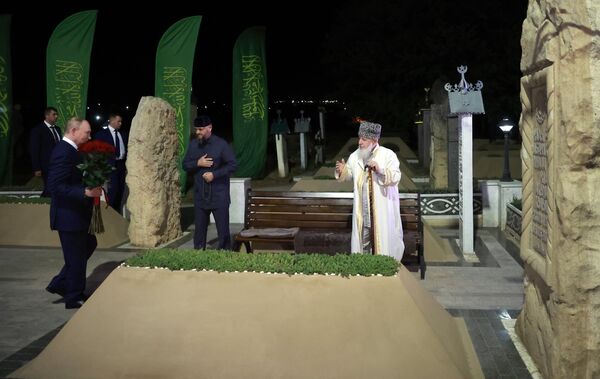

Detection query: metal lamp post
xmin=498 ymin=117 xmax=514 ymax=182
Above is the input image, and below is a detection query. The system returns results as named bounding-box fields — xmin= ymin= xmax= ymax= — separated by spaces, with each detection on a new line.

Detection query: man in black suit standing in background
xmin=93 ymin=113 xmax=127 ymax=213
xmin=45 ymin=117 xmax=102 ymax=309
xmin=29 ymin=107 xmax=61 ymax=196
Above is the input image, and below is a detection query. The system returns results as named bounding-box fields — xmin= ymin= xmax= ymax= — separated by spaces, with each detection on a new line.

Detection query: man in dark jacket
xmin=29 ymin=107 xmax=61 ymax=196
xmin=45 ymin=117 xmax=102 ymax=309
xmin=183 ymin=116 xmax=237 ymax=250
xmin=93 ymin=113 xmax=128 ymax=213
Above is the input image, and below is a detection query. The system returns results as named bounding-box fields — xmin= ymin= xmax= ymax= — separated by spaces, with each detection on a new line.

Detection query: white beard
xmin=358 ymin=143 xmax=375 ymax=162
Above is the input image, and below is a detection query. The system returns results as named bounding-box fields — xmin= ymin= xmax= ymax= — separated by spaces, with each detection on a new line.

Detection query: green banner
xmin=0 ymin=15 xmax=13 ymax=184
xmin=155 ymin=16 xmax=202 ymax=194
xmin=232 ymin=26 xmax=268 ymax=178
xmin=46 ymin=10 xmax=97 ymax=130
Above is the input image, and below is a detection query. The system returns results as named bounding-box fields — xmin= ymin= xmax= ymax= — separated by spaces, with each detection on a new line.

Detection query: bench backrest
xmin=245 ymin=191 xmax=354 ymax=230
xmin=244 ymin=190 xmax=421 ymax=233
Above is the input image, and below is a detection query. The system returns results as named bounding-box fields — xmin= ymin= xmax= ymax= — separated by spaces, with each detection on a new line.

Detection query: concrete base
xmin=11 ymin=266 xmax=483 ymax=379
xmin=423 ymin=219 xmax=459 ymax=262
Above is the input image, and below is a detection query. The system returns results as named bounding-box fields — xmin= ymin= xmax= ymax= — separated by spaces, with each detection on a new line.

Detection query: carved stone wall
xmin=126 ymin=97 xmax=182 ymax=247
xmin=516 ymin=1 xmax=600 ymax=378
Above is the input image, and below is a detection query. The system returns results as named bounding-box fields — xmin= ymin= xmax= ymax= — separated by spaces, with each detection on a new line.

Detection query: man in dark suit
xmin=183 ymin=115 xmax=237 ymax=250
xmin=45 ymin=117 xmax=102 ymax=309
xmin=29 ymin=107 xmax=61 ymax=196
xmin=93 ymin=113 xmax=127 ymax=213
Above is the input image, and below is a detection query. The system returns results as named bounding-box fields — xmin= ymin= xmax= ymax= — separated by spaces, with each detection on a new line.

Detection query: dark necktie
xmin=50 ymin=126 xmax=60 ymax=143
xmin=113 ymin=129 xmax=121 ymax=159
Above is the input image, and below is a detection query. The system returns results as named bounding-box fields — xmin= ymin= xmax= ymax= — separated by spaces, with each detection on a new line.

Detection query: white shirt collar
xmin=44 ymin=121 xmax=54 ymax=128
xmin=62 ymin=136 xmax=78 ymax=150
xmin=108 ymin=125 xmax=117 ymax=133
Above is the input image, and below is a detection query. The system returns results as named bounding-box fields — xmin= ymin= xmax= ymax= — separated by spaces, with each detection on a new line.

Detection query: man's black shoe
xmin=46 ymin=286 xmax=66 ymax=297
xmin=65 ymin=300 xmax=85 ymax=309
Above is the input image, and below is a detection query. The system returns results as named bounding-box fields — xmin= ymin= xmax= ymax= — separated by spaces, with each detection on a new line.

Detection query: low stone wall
xmin=0 ymin=203 xmax=129 ymax=248
xmin=479 ymin=180 xmax=522 ymax=228
xmin=505 ymin=203 xmax=522 ymax=244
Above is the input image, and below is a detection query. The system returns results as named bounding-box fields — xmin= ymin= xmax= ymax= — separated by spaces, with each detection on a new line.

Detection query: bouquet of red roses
xmin=77 ymin=140 xmax=116 ymax=234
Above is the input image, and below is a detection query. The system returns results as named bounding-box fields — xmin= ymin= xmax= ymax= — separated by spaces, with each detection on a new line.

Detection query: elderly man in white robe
xmin=335 ymin=121 xmax=405 ymax=261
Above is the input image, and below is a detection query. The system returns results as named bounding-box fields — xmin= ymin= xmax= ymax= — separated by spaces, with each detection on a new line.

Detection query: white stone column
xmin=299 ymin=133 xmax=307 ymax=169
xmin=458 ymin=114 xmax=473 ymax=254
xmin=210 ymin=178 xmax=250 ymax=224
xmin=480 ymin=180 xmax=501 ymax=227
xmin=294 ymin=111 xmax=310 ymax=171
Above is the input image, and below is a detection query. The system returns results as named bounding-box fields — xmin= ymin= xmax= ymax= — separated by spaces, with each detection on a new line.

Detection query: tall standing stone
xmin=429 ymin=81 xmax=450 ymax=189
xmin=126 ymin=97 xmax=182 ymax=247
xmin=517 ymin=1 xmax=600 ymax=377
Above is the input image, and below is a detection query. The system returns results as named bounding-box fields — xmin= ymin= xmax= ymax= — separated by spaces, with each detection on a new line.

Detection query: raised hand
xmin=197 ymin=154 xmax=214 ymax=168
xmin=335 ymin=158 xmax=346 ymax=175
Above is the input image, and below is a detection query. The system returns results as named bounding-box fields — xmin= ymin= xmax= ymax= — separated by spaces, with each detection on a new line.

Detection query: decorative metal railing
xmin=419 ymin=193 xmax=482 ymax=216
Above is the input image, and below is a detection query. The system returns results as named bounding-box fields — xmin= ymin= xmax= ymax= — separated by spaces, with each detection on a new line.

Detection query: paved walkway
xmin=422 ymin=227 xmax=524 ymax=310
xmin=0 ymin=222 xmax=531 ymax=378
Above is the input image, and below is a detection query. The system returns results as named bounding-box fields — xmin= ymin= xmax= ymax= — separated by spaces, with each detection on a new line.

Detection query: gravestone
xmin=516 ymin=1 xmax=600 ymax=378
xmin=270 ymin=110 xmax=289 ymax=177
xmin=294 ymin=111 xmax=311 ymax=170
xmin=445 ymin=66 xmax=484 ymax=255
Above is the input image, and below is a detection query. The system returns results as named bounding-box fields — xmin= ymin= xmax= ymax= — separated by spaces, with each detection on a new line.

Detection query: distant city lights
xmin=84 ymin=98 xmax=345 ymax=122
xmin=273 ymin=99 xmax=341 ymax=105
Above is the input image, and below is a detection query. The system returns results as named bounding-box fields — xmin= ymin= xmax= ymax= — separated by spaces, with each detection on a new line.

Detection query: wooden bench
xmin=233 ymin=190 xmax=426 ymax=279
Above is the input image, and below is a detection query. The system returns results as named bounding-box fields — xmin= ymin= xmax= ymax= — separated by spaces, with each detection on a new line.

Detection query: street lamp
xmin=497 ymin=117 xmax=514 ymax=181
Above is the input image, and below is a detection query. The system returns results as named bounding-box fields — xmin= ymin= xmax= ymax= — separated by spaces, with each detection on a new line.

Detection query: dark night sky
xmin=2 ymin=2 xmax=527 ymax=131
xmin=4 ymin=5 xmax=340 ymax=120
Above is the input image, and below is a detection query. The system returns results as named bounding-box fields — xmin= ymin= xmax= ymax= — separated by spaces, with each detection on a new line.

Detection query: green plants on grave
xmin=0 ymin=196 xmax=51 ymax=204
xmin=125 ymin=249 xmax=400 ymax=277
xmin=510 ymin=196 xmax=522 ymax=210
